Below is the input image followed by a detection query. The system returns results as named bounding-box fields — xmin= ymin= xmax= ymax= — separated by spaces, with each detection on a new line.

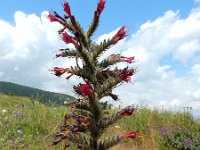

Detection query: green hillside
xmin=0 ymin=95 xmax=67 ymax=150
xmin=0 ymin=81 xmax=74 ymax=105
xmin=0 ymin=95 xmax=199 ymax=150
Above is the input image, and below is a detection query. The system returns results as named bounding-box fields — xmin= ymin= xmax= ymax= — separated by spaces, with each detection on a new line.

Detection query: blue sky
xmin=0 ymin=0 xmax=198 ymax=35
xmin=0 ymin=0 xmax=200 ymax=118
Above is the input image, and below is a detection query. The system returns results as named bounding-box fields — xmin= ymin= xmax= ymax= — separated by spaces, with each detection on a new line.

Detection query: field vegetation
xmin=0 ymin=94 xmax=199 ymax=150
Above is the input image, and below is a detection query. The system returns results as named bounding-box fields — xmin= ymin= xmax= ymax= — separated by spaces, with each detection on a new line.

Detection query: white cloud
xmin=0 ymin=7 xmax=200 ymax=118
xmin=0 ymin=11 xmax=69 ymax=89
xmin=97 ymin=8 xmax=200 ymax=117
xmin=13 ymin=66 xmax=19 ymax=72
xmin=195 ymin=0 xmax=200 ymax=3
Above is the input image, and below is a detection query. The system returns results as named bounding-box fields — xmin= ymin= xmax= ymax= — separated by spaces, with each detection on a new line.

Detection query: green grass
xmin=0 ymin=94 xmax=199 ymax=150
xmin=0 ymin=95 xmax=67 ymax=150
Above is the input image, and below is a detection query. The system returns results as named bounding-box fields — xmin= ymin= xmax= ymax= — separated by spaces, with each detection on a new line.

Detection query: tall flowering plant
xmin=48 ymin=0 xmax=138 ymax=149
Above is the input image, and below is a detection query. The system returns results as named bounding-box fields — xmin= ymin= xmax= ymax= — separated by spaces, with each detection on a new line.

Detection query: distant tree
xmin=49 ymin=0 xmax=139 ymax=149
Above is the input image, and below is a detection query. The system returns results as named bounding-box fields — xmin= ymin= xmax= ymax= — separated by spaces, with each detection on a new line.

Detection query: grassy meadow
xmin=0 ymin=94 xmax=199 ymax=150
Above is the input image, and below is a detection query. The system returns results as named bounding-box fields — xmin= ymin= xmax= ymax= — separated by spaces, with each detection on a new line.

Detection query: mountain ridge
xmin=0 ymin=81 xmax=73 ymax=105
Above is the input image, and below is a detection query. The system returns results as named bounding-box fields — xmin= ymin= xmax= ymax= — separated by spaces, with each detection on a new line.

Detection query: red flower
xmin=121 ymin=131 xmax=138 ymax=139
xmin=120 ymin=56 xmax=135 ymax=63
xmin=119 ymin=67 xmax=135 ymax=82
xmin=112 ymin=26 xmax=127 ymax=43
xmin=62 ymin=32 xmax=78 ymax=46
xmin=51 ymin=67 xmax=69 ymax=77
xmin=120 ymin=106 xmax=135 ymax=117
xmin=63 ymin=2 xmax=72 ymax=18
xmin=95 ymin=0 xmax=106 ymax=17
xmin=48 ymin=12 xmax=65 ymax=25
xmin=80 ymin=84 xmax=93 ymax=96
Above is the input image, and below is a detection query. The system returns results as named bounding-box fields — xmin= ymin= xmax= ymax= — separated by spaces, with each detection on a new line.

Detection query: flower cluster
xmin=47 ymin=2 xmax=79 ymax=46
xmin=181 ymin=137 xmax=193 ymax=149
xmin=119 ymin=67 xmax=135 ymax=82
xmin=160 ymin=126 xmax=200 ymax=149
xmin=13 ymin=110 xmax=24 ymax=118
xmin=80 ymin=84 xmax=93 ymax=96
xmin=159 ymin=128 xmax=169 ymax=138
xmin=49 ymin=0 xmax=138 ymax=149
xmin=0 ymin=103 xmax=26 ymax=149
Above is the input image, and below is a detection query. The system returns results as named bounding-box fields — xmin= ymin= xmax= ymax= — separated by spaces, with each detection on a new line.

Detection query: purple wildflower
xmin=10 ymin=136 xmax=15 ymax=143
xmin=159 ymin=128 xmax=170 ymax=138
xmin=15 ymin=104 xmax=19 ymax=108
xmin=12 ymin=111 xmax=17 ymax=117
xmin=181 ymin=137 xmax=193 ymax=149
xmin=17 ymin=110 xmax=24 ymax=117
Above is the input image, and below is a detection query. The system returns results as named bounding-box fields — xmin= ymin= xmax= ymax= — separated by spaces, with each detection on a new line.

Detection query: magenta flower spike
xmin=63 ymin=2 xmax=72 ymax=18
xmin=95 ymin=0 xmax=106 ymax=17
xmin=112 ymin=26 xmax=127 ymax=43
xmin=121 ymin=131 xmax=138 ymax=139
xmin=62 ymin=32 xmax=78 ymax=46
xmin=48 ymin=12 xmax=65 ymax=25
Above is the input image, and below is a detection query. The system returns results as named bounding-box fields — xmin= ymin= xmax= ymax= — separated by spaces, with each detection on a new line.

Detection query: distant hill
xmin=0 ymin=81 xmax=74 ymax=105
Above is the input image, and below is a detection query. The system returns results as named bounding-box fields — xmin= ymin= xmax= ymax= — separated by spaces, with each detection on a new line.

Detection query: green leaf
xmin=97 ymin=136 xmax=122 ymax=150
xmin=68 ymin=133 xmax=90 ymax=148
xmin=87 ymin=14 xmax=100 ymax=38
xmin=95 ymin=77 xmax=119 ymax=99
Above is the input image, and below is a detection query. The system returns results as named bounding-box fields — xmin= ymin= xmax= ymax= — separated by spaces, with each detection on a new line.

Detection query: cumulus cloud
xmin=97 ymin=9 xmax=200 ymax=117
xmin=0 ymin=11 xmax=73 ymax=91
xmin=0 ymin=7 xmax=200 ymax=118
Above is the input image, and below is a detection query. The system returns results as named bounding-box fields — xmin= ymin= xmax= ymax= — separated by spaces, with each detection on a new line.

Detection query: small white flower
xmin=64 ymin=101 xmax=68 ymax=105
xmin=0 ymin=138 xmax=4 ymax=142
xmin=115 ymin=125 xmax=121 ymax=128
xmin=2 ymin=109 xmax=7 ymax=114
xmin=54 ymin=108 xmax=57 ymax=110
xmin=17 ymin=130 xmax=23 ymax=135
